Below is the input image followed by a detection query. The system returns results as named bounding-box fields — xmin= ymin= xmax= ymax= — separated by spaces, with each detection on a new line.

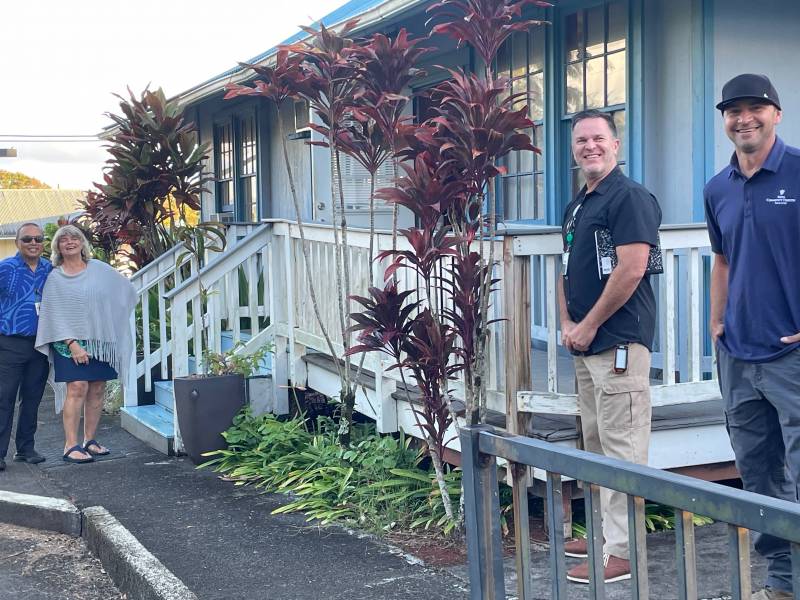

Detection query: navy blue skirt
xmin=53 ymin=352 xmax=118 ymax=383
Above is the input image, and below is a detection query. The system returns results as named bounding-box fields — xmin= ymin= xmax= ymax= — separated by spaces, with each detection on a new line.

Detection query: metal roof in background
xmin=0 ymin=189 xmax=85 ymax=236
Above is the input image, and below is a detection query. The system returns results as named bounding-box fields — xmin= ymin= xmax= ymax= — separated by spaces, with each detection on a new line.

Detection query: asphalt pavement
xmin=0 ymin=400 xmax=773 ymax=600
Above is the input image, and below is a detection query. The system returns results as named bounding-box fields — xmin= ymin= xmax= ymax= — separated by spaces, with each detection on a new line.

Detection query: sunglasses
xmin=19 ymin=236 xmax=44 ymax=244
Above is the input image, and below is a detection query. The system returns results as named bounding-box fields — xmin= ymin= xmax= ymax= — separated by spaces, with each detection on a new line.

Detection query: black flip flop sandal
xmin=63 ymin=445 xmax=94 ymax=464
xmin=83 ymin=439 xmax=110 ymax=456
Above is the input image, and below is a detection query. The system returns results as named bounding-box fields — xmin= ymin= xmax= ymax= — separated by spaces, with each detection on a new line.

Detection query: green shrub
xmin=201 ymin=409 xmax=463 ymax=533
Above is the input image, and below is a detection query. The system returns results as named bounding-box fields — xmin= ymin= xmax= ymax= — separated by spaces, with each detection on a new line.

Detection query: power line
xmin=0 ymin=134 xmax=99 ymax=138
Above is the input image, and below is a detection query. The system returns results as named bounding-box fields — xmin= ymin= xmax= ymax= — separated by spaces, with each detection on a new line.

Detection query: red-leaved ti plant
xmin=347 ymin=0 xmax=547 ymax=527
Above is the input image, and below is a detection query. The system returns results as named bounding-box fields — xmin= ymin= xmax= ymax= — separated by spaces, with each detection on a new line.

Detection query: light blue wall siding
xmin=712 ymin=0 xmax=800 ymax=172
xmin=642 ymin=0 xmax=696 ymax=225
xmin=270 ymin=102 xmax=313 ymax=221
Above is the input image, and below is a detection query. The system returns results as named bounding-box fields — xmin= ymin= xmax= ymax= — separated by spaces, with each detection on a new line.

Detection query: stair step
xmin=120 ymin=405 xmax=174 ymax=455
xmin=154 ymin=380 xmax=174 ymax=412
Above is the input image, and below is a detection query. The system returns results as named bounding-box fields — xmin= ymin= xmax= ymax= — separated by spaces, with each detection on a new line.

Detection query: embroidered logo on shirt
xmin=766 ymin=189 xmax=796 ymax=205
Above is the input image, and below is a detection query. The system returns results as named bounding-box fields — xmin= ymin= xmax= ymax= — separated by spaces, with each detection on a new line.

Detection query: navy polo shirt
xmin=704 ymin=136 xmax=800 ymax=362
xmin=562 ymin=167 xmax=662 ymax=356
xmin=0 ymin=253 xmax=52 ymax=337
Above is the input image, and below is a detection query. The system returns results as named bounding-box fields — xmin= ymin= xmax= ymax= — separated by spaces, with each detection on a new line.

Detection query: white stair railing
xmin=124 ymin=223 xmax=262 ymax=409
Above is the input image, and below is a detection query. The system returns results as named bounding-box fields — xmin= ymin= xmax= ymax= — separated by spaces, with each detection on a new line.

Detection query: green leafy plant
xmin=201 ymin=409 xmax=464 ymax=534
xmin=205 ymin=342 xmax=273 ymax=378
xmin=571 ymin=503 xmax=714 ymax=538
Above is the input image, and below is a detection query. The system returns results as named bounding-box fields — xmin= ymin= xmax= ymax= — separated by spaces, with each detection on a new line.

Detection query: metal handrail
xmin=461 ymin=424 xmax=800 ymax=600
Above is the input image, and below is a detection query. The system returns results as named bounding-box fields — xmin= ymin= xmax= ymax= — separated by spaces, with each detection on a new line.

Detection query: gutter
xmin=100 ymin=0 xmax=425 ymax=140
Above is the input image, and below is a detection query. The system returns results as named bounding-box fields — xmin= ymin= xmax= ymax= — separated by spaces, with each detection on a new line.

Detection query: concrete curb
xmin=82 ymin=506 xmax=198 ymax=600
xmin=0 ymin=490 xmax=81 ymax=536
xmin=0 ymin=491 xmax=196 ymax=600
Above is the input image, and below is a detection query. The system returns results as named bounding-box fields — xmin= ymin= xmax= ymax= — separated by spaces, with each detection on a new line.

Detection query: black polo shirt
xmin=562 ymin=167 xmax=662 ymax=356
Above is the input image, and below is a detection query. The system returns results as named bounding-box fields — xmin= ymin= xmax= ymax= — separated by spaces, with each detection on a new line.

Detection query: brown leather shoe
xmin=564 ymin=538 xmax=588 ymax=558
xmin=566 ymin=554 xmax=631 ymax=584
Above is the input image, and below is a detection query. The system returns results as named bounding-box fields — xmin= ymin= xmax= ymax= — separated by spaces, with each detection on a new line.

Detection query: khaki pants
xmin=574 ymin=343 xmax=652 ymax=560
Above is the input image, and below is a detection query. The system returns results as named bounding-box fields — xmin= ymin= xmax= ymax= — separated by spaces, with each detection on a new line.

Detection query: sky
xmin=0 ymin=0 xmax=345 ymax=190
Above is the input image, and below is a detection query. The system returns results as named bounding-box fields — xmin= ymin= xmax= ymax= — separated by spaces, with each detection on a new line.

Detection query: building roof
xmin=0 ymin=189 xmax=85 ymax=238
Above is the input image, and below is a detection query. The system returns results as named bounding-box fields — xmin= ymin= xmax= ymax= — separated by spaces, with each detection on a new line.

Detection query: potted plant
xmin=170 ymin=221 xmax=232 ymax=464
xmin=174 ymin=341 xmax=272 ymax=464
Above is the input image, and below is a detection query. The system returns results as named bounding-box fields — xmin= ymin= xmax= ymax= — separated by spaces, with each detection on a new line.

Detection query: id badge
xmin=35 ymin=302 xmax=41 ymax=316
xmin=562 ymin=251 xmax=570 ymax=276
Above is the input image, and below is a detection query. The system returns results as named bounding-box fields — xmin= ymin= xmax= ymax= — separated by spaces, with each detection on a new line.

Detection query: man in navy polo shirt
xmin=0 ymin=223 xmax=52 ymax=471
xmin=705 ymin=74 xmax=800 ymax=600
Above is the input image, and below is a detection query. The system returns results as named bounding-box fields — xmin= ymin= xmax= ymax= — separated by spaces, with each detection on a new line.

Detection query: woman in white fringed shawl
xmin=35 ymin=225 xmax=136 ymax=464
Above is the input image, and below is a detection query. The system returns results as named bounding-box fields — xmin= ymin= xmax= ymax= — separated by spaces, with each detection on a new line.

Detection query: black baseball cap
xmin=717 ymin=73 xmax=781 ymax=112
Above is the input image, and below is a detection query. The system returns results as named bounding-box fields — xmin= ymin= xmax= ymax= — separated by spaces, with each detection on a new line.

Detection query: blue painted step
xmin=154 ymin=380 xmax=174 ymax=412
xmin=120 ymin=405 xmax=174 ymax=455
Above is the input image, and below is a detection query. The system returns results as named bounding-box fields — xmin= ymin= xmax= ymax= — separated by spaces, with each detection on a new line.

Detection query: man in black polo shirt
xmin=558 ymin=109 xmax=662 ymax=584
xmin=705 ymin=74 xmax=800 ymax=600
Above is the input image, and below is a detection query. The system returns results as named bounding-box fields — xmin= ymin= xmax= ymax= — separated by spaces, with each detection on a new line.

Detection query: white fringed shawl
xmin=35 ymin=259 xmax=137 ymax=413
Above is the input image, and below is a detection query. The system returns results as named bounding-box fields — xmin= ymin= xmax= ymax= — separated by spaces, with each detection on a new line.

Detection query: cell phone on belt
xmin=613 ymin=344 xmax=629 ymax=374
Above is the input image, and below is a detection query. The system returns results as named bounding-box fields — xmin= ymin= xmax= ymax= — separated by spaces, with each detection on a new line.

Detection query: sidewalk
xmin=0 ymin=402 xmax=769 ymax=600
xmin=1 ymin=404 xmax=468 ymax=600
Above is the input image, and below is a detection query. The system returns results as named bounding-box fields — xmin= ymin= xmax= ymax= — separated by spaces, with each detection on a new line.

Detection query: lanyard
xmin=564 ymin=198 xmax=586 ymax=249
xmin=563 ymin=195 xmax=588 ymax=278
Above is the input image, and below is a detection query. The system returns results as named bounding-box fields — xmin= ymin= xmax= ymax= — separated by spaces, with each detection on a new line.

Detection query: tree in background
xmin=0 ymin=170 xmax=50 ymax=189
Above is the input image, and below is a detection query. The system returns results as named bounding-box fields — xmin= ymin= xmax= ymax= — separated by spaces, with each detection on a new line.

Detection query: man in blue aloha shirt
xmin=0 ymin=223 xmax=53 ymax=470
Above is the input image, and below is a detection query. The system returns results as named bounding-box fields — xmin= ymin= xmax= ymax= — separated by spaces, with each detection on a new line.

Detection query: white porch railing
xmin=124 ymin=219 xmax=720 ymax=457
xmin=510 ymin=224 xmax=719 ymax=417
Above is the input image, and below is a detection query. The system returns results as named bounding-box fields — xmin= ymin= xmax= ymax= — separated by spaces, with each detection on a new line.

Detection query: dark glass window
xmin=213 ymin=111 xmax=260 ymax=220
xmin=239 ymin=113 xmax=258 ymax=221
xmin=214 ymin=122 xmax=234 ymax=213
xmin=496 ymin=27 xmax=546 ymax=221
xmin=564 ymin=1 xmax=628 ymax=197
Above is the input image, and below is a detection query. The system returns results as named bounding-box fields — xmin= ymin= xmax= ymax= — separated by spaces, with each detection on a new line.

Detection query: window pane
xmin=613 ymin=110 xmax=627 ymax=162
xmin=519 ymin=175 xmax=534 ymax=219
xmin=216 ymin=123 xmax=233 ymax=180
xmin=512 ymin=31 xmax=528 ymax=78
xmin=497 ymin=39 xmax=510 ymax=78
xmin=607 ymin=51 xmax=626 ymax=106
xmin=535 ymin=174 xmax=545 ymax=220
xmin=520 ymin=136 xmax=535 ymax=174
xmin=608 ymin=1 xmax=628 ymax=53
xmin=503 ymin=177 xmax=518 ymax=220
xmin=585 ymin=5 xmax=605 ymax=58
xmin=565 ymin=12 xmax=581 ymax=63
xmin=566 ymin=63 xmax=583 ymax=114
xmin=585 ymin=57 xmax=605 ymax=109
xmin=512 ymin=76 xmax=527 ymax=111
xmin=241 ymin=175 xmax=258 ymax=221
xmin=530 ymin=30 xmax=545 ymax=72
xmin=507 ymin=149 xmax=519 ymax=175
xmin=240 ymin=115 xmax=257 ymax=176
xmin=217 ymin=180 xmax=234 ymax=209
xmin=533 ymin=124 xmax=544 ymax=170
xmin=529 ymin=72 xmax=544 ymax=121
